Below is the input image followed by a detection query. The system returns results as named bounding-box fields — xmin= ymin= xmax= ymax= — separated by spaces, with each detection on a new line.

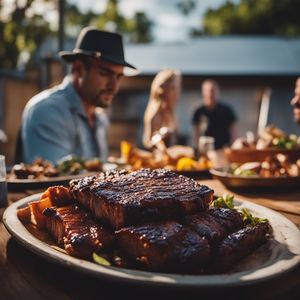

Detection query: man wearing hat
xmin=21 ymin=27 xmax=137 ymax=164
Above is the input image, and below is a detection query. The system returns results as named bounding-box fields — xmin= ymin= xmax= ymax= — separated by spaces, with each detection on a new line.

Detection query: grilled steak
xmin=70 ymin=168 xmax=214 ymax=230
xmin=43 ymin=205 xmax=114 ymax=258
xmin=116 ymin=221 xmax=211 ymax=273
xmin=183 ymin=208 xmax=243 ymax=247
xmin=212 ymin=222 xmax=272 ymax=272
xmin=208 ymin=208 xmax=244 ymax=232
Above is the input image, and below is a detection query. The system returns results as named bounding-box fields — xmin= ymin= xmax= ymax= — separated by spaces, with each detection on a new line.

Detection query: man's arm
xmin=229 ymin=122 xmax=239 ymax=145
xmin=22 ymin=104 xmax=74 ymax=164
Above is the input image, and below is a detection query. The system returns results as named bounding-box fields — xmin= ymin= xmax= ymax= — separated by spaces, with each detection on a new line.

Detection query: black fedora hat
xmin=59 ymin=27 xmax=138 ymax=75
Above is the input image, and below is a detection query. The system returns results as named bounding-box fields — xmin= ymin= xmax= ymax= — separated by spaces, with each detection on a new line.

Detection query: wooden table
xmin=1 ymin=180 xmax=300 ymax=300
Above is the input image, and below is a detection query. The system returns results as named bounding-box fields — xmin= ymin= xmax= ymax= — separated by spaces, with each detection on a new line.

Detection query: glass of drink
xmin=0 ymin=155 xmax=7 ymax=207
xmin=198 ymin=136 xmax=215 ymax=157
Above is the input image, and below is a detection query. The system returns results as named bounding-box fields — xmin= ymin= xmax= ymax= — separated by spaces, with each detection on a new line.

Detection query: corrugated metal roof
xmin=124 ymin=36 xmax=300 ymax=76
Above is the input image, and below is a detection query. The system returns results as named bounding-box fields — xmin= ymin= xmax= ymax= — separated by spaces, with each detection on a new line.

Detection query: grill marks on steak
xmin=116 ymin=221 xmax=211 ymax=273
xmin=43 ymin=205 xmax=114 ymax=258
xmin=212 ymin=222 xmax=272 ymax=272
xmin=183 ymin=208 xmax=244 ymax=247
xmin=70 ymin=168 xmax=214 ymax=230
xmin=115 ymin=208 xmax=248 ymax=273
xmin=38 ymin=169 xmax=272 ymax=273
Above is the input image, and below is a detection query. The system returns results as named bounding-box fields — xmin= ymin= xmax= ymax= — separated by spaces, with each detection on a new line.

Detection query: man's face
xmin=202 ymin=82 xmax=217 ymax=107
xmin=291 ymin=77 xmax=300 ymax=124
xmin=76 ymin=58 xmax=124 ymax=108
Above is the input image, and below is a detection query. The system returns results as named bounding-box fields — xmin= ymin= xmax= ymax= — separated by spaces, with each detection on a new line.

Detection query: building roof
xmin=124 ymin=36 xmax=300 ymax=76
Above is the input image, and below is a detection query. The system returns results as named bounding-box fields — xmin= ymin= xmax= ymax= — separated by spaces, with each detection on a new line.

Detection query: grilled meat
xmin=208 ymin=208 xmax=244 ymax=232
xmin=28 ymin=169 xmax=272 ymax=274
xmin=116 ymin=221 xmax=211 ymax=273
xmin=43 ymin=205 xmax=114 ymax=258
xmin=183 ymin=208 xmax=243 ymax=247
xmin=70 ymin=168 xmax=214 ymax=230
xmin=212 ymin=222 xmax=272 ymax=272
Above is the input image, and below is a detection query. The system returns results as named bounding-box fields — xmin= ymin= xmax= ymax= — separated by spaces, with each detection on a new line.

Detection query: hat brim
xmin=59 ymin=51 xmax=139 ymax=76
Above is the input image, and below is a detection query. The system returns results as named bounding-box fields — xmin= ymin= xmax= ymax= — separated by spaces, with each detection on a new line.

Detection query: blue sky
xmin=68 ymin=0 xmax=236 ymax=42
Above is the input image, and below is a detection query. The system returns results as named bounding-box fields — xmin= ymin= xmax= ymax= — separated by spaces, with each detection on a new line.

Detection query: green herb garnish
xmin=212 ymin=194 xmax=235 ymax=209
xmin=211 ymin=195 xmax=269 ymax=226
xmin=92 ymin=252 xmax=111 ymax=266
xmin=241 ymin=208 xmax=268 ymax=226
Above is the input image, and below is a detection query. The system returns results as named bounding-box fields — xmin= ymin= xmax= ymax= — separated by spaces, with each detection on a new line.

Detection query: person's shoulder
xmin=192 ymin=105 xmax=206 ymax=123
xmin=193 ymin=105 xmax=206 ymax=114
xmin=218 ymin=102 xmax=234 ymax=112
xmin=218 ymin=101 xmax=237 ymax=121
xmin=24 ymin=83 xmax=68 ymax=115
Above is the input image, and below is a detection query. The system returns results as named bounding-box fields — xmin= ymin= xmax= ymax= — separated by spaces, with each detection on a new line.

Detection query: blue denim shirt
xmin=21 ymin=76 xmax=108 ymax=164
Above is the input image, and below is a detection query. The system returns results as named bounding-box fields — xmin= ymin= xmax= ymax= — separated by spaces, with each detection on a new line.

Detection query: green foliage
xmin=95 ymin=0 xmax=127 ymax=33
xmin=128 ymin=12 xmax=153 ymax=43
xmin=241 ymin=207 xmax=268 ymax=226
xmin=1 ymin=0 xmax=153 ymax=71
xmin=94 ymin=0 xmax=153 ymax=43
xmin=212 ymin=194 xmax=235 ymax=209
xmin=0 ymin=0 xmax=53 ymax=70
xmin=177 ymin=0 xmax=196 ymax=15
xmin=200 ymin=0 xmax=300 ymax=36
xmin=211 ymin=194 xmax=269 ymax=226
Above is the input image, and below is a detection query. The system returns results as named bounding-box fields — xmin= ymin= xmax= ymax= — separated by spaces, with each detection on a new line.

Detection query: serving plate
xmin=224 ymin=147 xmax=300 ymax=163
xmin=210 ymin=168 xmax=300 ymax=189
xmin=6 ymin=163 xmax=117 ymax=191
xmin=3 ymin=193 xmax=300 ymax=288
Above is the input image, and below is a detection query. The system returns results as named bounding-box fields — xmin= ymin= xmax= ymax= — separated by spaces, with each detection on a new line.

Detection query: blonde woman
xmin=143 ymin=69 xmax=182 ymax=149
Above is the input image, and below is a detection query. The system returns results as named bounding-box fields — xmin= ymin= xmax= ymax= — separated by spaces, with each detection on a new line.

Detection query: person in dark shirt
xmin=192 ymin=79 xmax=237 ymax=150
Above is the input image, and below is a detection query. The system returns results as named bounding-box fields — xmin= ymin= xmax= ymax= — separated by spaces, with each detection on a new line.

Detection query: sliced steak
xmin=43 ymin=205 xmax=114 ymax=258
xmin=184 ymin=213 xmax=226 ymax=247
xmin=212 ymin=222 xmax=272 ymax=272
xmin=116 ymin=221 xmax=211 ymax=273
xmin=208 ymin=208 xmax=244 ymax=232
xmin=183 ymin=208 xmax=243 ymax=247
xmin=70 ymin=168 xmax=214 ymax=230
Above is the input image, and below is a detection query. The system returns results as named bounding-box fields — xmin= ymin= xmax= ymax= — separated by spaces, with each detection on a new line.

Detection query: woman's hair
xmin=143 ymin=68 xmax=181 ymax=148
xmin=144 ymin=69 xmax=181 ymax=122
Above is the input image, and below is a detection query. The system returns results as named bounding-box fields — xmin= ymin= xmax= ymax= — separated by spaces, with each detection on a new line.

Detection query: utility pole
xmin=58 ymin=0 xmax=65 ymax=52
xmin=58 ymin=0 xmax=67 ymax=75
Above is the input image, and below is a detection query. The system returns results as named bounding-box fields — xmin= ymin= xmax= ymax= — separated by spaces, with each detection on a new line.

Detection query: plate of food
xmin=112 ymin=141 xmax=213 ymax=179
xmin=210 ymin=154 xmax=300 ymax=189
xmin=7 ymin=156 xmax=116 ymax=191
xmin=3 ymin=169 xmax=300 ymax=288
xmin=225 ymin=125 xmax=300 ymax=163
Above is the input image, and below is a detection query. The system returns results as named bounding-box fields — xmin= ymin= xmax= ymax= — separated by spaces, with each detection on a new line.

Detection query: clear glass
xmin=198 ymin=136 xmax=215 ymax=156
xmin=0 ymin=155 xmax=7 ymax=207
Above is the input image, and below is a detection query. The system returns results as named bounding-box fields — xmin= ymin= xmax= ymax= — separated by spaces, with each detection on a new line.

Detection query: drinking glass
xmin=0 ymin=155 xmax=7 ymax=207
xmin=198 ymin=136 xmax=215 ymax=157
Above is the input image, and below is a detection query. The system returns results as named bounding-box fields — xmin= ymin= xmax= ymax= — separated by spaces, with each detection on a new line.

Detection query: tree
xmin=94 ymin=0 xmax=153 ymax=43
xmin=0 ymin=0 xmax=54 ymax=70
xmin=196 ymin=0 xmax=300 ymax=36
xmin=0 ymin=0 xmax=154 ymax=71
xmin=127 ymin=12 xmax=153 ymax=43
xmin=177 ymin=0 xmax=196 ymax=15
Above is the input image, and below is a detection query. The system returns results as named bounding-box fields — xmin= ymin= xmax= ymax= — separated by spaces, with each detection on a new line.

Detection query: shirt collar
xmin=61 ymin=76 xmax=88 ymax=118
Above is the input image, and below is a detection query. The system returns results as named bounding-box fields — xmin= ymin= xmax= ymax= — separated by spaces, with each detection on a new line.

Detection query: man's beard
xmin=93 ymin=89 xmax=115 ymax=108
